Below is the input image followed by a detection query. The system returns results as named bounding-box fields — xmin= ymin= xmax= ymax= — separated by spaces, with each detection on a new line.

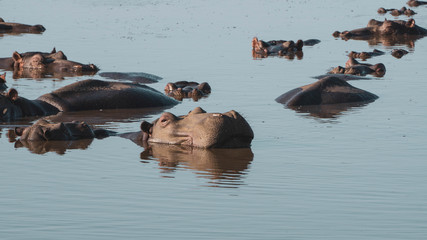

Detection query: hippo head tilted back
xmin=141 ymin=107 xmax=254 ymax=148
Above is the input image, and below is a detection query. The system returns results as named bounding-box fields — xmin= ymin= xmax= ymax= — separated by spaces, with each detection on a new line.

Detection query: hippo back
xmin=37 ymin=79 xmax=178 ymax=111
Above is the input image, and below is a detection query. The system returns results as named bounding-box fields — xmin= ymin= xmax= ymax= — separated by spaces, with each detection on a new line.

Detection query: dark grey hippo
xmin=348 ymin=49 xmax=385 ymax=60
xmin=328 ymin=57 xmax=386 ymax=77
xmin=0 ymin=73 xmax=6 ymax=91
xmin=0 ymin=17 xmax=45 ymax=34
xmin=276 ymin=76 xmax=378 ymax=107
xmin=0 ymin=79 xmax=178 ymax=122
xmin=252 ymin=37 xmax=320 ymax=59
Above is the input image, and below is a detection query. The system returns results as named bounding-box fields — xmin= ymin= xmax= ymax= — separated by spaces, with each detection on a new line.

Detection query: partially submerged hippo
xmin=0 ymin=79 xmax=178 ymax=122
xmin=14 ymin=119 xmax=114 ymax=141
xmin=329 ymin=57 xmax=386 ymax=77
xmin=0 ymin=73 xmax=6 ymax=91
xmin=407 ymin=0 xmax=427 ymax=7
xmin=275 ymin=76 xmax=378 ymax=107
xmin=333 ymin=19 xmax=427 ymax=40
xmin=348 ymin=49 xmax=385 ymax=60
xmin=378 ymin=7 xmax=416 ymax=16
xmin=391 ymin=49 xmax=409 ymax=58
xmin=0 ymin=48 xmax=64 ymax=70
xmin=136 ymin=107 xmax=254 ymax=148
xmin=252 ymin=37 xmax=320 ymax=59
xmin=164 ymin=81 xmax=211 ymax=101
xmin=0 ymin=17 xmax=45 ymax=34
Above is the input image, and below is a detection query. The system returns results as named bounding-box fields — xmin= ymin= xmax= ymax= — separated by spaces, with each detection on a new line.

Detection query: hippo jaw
xmin=143 ymin=107 xmax=254 ymax=148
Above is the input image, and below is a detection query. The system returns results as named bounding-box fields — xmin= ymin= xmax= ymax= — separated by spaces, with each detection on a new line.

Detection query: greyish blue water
xmin=1 ymin=0 xmax=427 ymax=239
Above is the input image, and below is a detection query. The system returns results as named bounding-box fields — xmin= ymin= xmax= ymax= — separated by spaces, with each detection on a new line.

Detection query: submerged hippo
xmin=0 ymin=73 xmax=6 ymax=91
xmin=378 ymin=7 xmax=416 ymax=16
xmin=407 ymin=0 xmax=427 ymax=7
xmin=348 ymin=49 xmax=385 ymax=60
xmin=333 ymin=19 xmax=427 ymax=40
xmin=0 ymin=17 xmax=45 ymax=34
xmin=133 ymin=107 xmax=254 ymax=148
xmin=164 ymin=81 xmax=211 ymax=101
xmin=252 ymin=37 xmax=320 ymax=59
xmin=0 ymin=79 xmax=178 ymax=122
xmin=391 ymin=49 xmax=409 ymax=58
xmin=14 ymin=119 xmax=114 ymax=141
xmin=275 ymin=76 xmax=378 ymax=107
xmin=99 ymin=72 xmax=162 ymax=84
xmin=329 ymin=57 xmax=386 ymax=77
xmin=0 ymin=48 xmax=65 ymax=70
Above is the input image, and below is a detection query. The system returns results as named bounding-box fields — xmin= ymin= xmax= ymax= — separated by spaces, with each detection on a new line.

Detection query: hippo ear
xmin=140 ymin=121 xmax=153 ymax=133
xmin=7 ymin=88 xmax=18 ymax=101
xmin=407 ymin=19 xmax=416 ymax=28
xmin=51 ymin=47 xmax=56 ymax=54
xmin=12 ymin=51 xmax=22 ymax=63
xmin=14 ymin=127 xmax=25 ymax=136
xmin=190 ymin=107 xmax=206 ymax=114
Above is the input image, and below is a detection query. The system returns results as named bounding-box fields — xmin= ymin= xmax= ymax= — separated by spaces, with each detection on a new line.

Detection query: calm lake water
xmin=1 ymin=0 xmax=427 ymax=239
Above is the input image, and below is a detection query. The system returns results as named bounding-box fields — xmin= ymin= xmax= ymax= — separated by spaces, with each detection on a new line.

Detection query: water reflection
xmin=11 ymin=68 xmax=98 ymax=80
xmin=7 ymin=129 xmax=94 ymax=155
xmin=140 ymin=144 xmax=254 ymax=188
xmin=287 ymin=101 xmax=375 ymax=119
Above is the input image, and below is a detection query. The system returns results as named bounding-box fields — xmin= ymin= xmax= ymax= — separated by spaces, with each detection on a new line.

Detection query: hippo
xmin=14 ymin=119 xmax=114 ymax=141
xmin=348 ymin=49 xmax=385 ymax=60
xmin=0 ymin=79 xmax=178 ymax=122
xmin=164 ymin=81 xmax=211 ymax=101
xmin=252 ymin=37 xmax=320 ymax=59
xmin=133 ymin=107 xmax=254 ymax=148
xmin=378 ymin=7 xmax=416 ymax=16
xmin=0 ymin=48 xmax=64 ymax=70
xmin=0 ymin=73 xmax=6 ymax=91
xmin=0 ymin=17 xmax=45 ymax=34
xmin=11 ymin=50 xmax=98 ymax=75
xmin=275 ymin=76 xmax=378 ymax=107
xmin=333 ymin=19 xmax=427 ymax=40
xmin=407 ymin=0 xmax=427 ymax=7
xmin=328 ymin=57 xmax=386 ymax=77
xmin=391 ymin=49 xmax=409 ymax=58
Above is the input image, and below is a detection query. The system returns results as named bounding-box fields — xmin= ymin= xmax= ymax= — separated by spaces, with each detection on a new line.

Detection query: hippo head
xmin=12 ymin=51 xmax=48 ymax=70
xmin=15 ymin=119 xmax=96 ymax=141
xmin=0 ymin=89 xmax=22 ymax=122
xmin=141 ymin=107 xmax=254 ymax=148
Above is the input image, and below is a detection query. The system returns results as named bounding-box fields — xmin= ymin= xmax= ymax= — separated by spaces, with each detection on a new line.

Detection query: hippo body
xmin=275 ymin=76 xmax=378 ymax=107
xmin=164 ymin=81 xmax=211 ymax=101
xmin=333 ymin=19 xmax=427 ymax=40
xmin=99 ymin=72 xmax=162 ymax=84
xmin=0 ymin=18 xmax=45 ymax=34
xmin=0 ymin=48 xmax=63 ymax=70
xmin=136 ymin=107 xmax=254 ymax=148
xmin=0 ymin=79 xmax=178 ymax=122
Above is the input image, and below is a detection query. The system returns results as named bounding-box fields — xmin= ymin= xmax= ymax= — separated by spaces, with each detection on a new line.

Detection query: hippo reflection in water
xmin=140 ymin=144 xmax=253 ymax=187
xmin=0 ymin=17 xmax=45 ymax=34
xmin=134 ymin=107 xmax=254 ymax=148
xmin=276 ymin=76 xmax=378 ymax=118
xmin=0 ymin=79 xmax=178 ymax=122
